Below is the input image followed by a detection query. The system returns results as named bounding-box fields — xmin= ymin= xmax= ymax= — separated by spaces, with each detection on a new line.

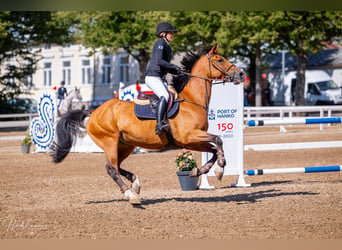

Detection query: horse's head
xmin=206 ymin=45 xmax=245 ymax=84
xmin=74 ymin=87 xmax=83 ymax=101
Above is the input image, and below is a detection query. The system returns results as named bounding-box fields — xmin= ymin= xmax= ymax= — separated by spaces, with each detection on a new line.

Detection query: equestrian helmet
xmin=156 ymin=22 xmax=177 ymax=36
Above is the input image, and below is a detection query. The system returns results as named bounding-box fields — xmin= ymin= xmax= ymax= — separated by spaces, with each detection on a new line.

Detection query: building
xmin=19 ymin=43 xmax=140 ymax=109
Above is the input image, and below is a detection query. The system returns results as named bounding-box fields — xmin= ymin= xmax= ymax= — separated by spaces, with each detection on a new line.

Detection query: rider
xmin=145 ymin=21 xmax=182 ymax=135
xmin=57 ymin=80 xmax=67 ymax=107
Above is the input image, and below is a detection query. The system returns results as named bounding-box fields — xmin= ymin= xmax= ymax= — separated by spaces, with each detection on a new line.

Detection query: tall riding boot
xmin=155 ymin=97 xmax=170 ymax=135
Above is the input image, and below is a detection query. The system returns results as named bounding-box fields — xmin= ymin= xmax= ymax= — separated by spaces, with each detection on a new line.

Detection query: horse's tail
xmin=50 ymin=109 xmax=90 ymax=163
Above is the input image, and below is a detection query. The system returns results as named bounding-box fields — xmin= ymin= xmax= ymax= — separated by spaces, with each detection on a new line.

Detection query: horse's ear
xmin=209 ymin=45 xmax=219 ymax=55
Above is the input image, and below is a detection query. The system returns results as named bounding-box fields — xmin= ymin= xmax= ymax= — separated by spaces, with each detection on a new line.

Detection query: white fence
xmin=1 ymin=105 xmax=342 ymax=130
xmin=0 ymin=113 xmax=38 ymax=129
xmin=244 ymin=106 xmax=342 ymax=130
xmin=244 ymin=106 xmax=342 ymax=120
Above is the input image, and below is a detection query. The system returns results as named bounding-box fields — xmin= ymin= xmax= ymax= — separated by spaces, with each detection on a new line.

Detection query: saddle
xmin=134 ymin=86 xmax=179 ymax=119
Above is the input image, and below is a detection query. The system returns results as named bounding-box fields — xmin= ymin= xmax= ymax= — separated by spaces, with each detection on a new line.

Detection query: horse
xmin=58 ymin=87 xmax=83 ymax=117
xmin=50 ymin=45 xmax=245 ymax=205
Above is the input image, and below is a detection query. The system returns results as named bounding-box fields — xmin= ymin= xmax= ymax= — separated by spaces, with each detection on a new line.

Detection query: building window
xmin=23 ymin=75 xmax=33 ymax=89
xmin=102 ymin=57 xmax=111 ymax=84
xmin=43 ymin=62 xmax=52 ymax=87
xmin=62 ymin=61 xmax=71 ymax=85
xmin=43 ymin=44 xmax=51 ymax=50
xmin=81 ymin=59 xmax=91 ymax=85
xmin=120 ymin=56 xmax=130 ymax=83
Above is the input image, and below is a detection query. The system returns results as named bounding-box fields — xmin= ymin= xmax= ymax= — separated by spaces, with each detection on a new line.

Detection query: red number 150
xmin=217 ymin=123 xmax=233 ymax=131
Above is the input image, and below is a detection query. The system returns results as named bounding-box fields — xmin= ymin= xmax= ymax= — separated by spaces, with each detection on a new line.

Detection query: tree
xmin=216 ymin=12 xmax=280 ymax=106
xmin=0 ymin=11 xmax=76 ymax=113
xmin=275 ymin=11 xmax=342 ymax=106
xmin=67 ymin=11 xmax=342 ymax=108
xmin=171 ymin=11 xmax=224 ymax=52
xmin=73 ymin=11 xmax=176 ymax=82
xmin=74 ymin=11 xmax=227 ymax=82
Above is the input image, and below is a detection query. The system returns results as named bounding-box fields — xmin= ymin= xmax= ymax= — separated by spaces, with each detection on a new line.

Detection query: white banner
xmin=201 ymin=82 xmax=249 ymax=187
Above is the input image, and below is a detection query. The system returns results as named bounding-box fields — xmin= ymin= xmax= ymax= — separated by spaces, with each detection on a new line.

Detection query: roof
xmin=264 ymin=48 xmax=342 ymax=70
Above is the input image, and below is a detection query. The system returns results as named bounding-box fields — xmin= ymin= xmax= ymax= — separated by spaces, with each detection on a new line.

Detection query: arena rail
xmin=244 ymin=106 xmax=342 ymax=119
xmin=244 ymin=106 xmax=342 ymax=130
xmin=0 ymin=113 xmax=38 ymax=129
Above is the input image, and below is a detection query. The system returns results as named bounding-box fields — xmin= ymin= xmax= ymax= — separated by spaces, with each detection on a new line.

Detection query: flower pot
xmin=176 ymin=171 xmax=199 ymax=191
xmin=21 ymin=144 xmax=31 ymax=154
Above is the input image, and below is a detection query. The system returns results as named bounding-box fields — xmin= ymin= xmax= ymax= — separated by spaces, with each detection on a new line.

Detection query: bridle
xmin=207 ymin=53 xmax=238 ymax=83
xmin=181 ymin=54 xmax=237 ymax=84
xmin=178 ymin=53 xmax=239 ymax=111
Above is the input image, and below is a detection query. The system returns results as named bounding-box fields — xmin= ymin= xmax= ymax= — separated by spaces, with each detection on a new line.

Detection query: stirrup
xmin=155 ymin=121 xmax=170 ymax=134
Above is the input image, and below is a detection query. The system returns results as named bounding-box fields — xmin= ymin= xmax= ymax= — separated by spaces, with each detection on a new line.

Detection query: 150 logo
xmin=217 ymin=122 xmax=234 ymax=131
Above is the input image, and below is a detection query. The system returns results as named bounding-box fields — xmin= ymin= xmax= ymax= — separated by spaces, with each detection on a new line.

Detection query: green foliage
xmin=72 ymin=11 xmax=175 ymax=81
xmin=21 ymin=134 xmax=32 ymax=145
xmin=174 ymin=149 xmax=198 ymax=171
xmin=273 ymin=11 xmax=342 ymax=105
xmin=0 ymin=11 xmax=76 ymax=113
xmin=1 ymin=11 xmax=341 ymax=110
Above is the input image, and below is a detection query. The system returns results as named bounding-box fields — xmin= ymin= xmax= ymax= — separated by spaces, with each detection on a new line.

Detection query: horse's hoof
xmin=129 ymin=197 xmax=142 ymax=206
xmin=214 ymin=167 xmax=224 ymax=181
xmin=190 ymin=168 xmax=199 ymax=177
xmin=132 ymin=176 xmax=140 ymax=194
xmin=124 ymin=189 xmax=141 ymax=205
xmin=218 ymin=158 xmax=226 ymax=168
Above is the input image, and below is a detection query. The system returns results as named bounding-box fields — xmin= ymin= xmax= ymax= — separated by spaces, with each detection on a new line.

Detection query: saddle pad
xmin=134 ymin=101 xmax=179 ymax=120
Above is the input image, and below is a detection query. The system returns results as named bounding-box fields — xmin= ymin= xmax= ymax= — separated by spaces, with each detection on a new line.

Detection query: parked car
xmin=7 ymin=98 xmax=38 ymax=113
xmin=268 ymin=70 xmax=342 ymax=106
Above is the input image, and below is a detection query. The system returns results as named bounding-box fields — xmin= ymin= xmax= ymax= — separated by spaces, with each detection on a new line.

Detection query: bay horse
xmin=50 ymin=45 xmax=245 ymax=205
xmin=58 ymin=87 xmax=83 ymax=117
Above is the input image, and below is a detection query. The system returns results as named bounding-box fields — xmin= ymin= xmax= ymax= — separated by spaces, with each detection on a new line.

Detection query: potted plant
xmin=21 ymin=134 xmax=32 ymax=154
xmin=174 ymin=149 xmax=199 ymax=191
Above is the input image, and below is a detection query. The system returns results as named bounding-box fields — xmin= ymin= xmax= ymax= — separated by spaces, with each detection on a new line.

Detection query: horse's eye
xmin=217 ymin=58 xmax=224 ymax=63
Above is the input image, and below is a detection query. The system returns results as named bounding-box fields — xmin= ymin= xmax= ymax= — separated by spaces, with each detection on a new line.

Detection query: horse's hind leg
xmin=105 ymin=161 xmax=141 ymax=205
xmin=117 ymin=144 xmax=140 ymax=194
xmin=90 ymin=132 xmax=140 ymax=205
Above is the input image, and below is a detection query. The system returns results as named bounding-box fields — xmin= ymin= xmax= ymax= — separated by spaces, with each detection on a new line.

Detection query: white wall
xmin=18 ymin=43 xmax=139 ymax=109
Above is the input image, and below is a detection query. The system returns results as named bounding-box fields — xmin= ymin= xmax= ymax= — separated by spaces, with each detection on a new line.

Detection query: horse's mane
xmin=172 ymin=46 xmax=212 ymax=93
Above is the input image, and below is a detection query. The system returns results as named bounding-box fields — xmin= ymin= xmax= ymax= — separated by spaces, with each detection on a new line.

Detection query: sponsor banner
xmin=119 ymin=82 xmax=151 ymax=101
xmin=203 ymin=82 xmax=244 ymax=176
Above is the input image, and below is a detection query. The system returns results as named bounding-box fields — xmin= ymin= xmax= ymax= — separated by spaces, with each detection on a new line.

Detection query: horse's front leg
xmin=189 ymin=151 xmax=217 ymax=177
xmin=119 ymin=168 xmax=140 ymax=194
xmin=213 ymin=134 xmax=226 ymax=168
xmin=183 ymin=131 xmax=226 ymax=180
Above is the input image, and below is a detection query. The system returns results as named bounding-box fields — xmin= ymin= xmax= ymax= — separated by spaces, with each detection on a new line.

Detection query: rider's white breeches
xmin=145 ymin=76 xmax=169 ymax=102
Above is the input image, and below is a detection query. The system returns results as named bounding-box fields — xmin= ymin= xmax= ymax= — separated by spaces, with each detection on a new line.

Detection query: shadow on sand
xmin=86 ymin=187 xmax=319 ymax=208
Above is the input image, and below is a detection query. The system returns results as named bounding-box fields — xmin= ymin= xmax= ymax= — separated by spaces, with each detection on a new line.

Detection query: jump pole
xmin=244 ymin=165 xmax=341 ymax=176
xmin=247 ymin=117 xmax=342 ymax=127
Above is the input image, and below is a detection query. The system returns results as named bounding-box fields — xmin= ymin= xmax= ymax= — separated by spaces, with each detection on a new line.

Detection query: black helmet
xmin=155 ymin=22 xmax=177 ymax=36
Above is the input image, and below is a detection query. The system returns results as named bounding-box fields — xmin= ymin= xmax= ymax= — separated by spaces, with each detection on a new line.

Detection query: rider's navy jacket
xmin=145 ymin=38 xmax=178 ymax=78
xmin=57 ymin=87 xmax=67 ymax=100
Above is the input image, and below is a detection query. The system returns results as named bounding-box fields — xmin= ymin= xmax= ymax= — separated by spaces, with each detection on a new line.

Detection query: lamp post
xmin=280 ymin=50 xmax=288 ymax=104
